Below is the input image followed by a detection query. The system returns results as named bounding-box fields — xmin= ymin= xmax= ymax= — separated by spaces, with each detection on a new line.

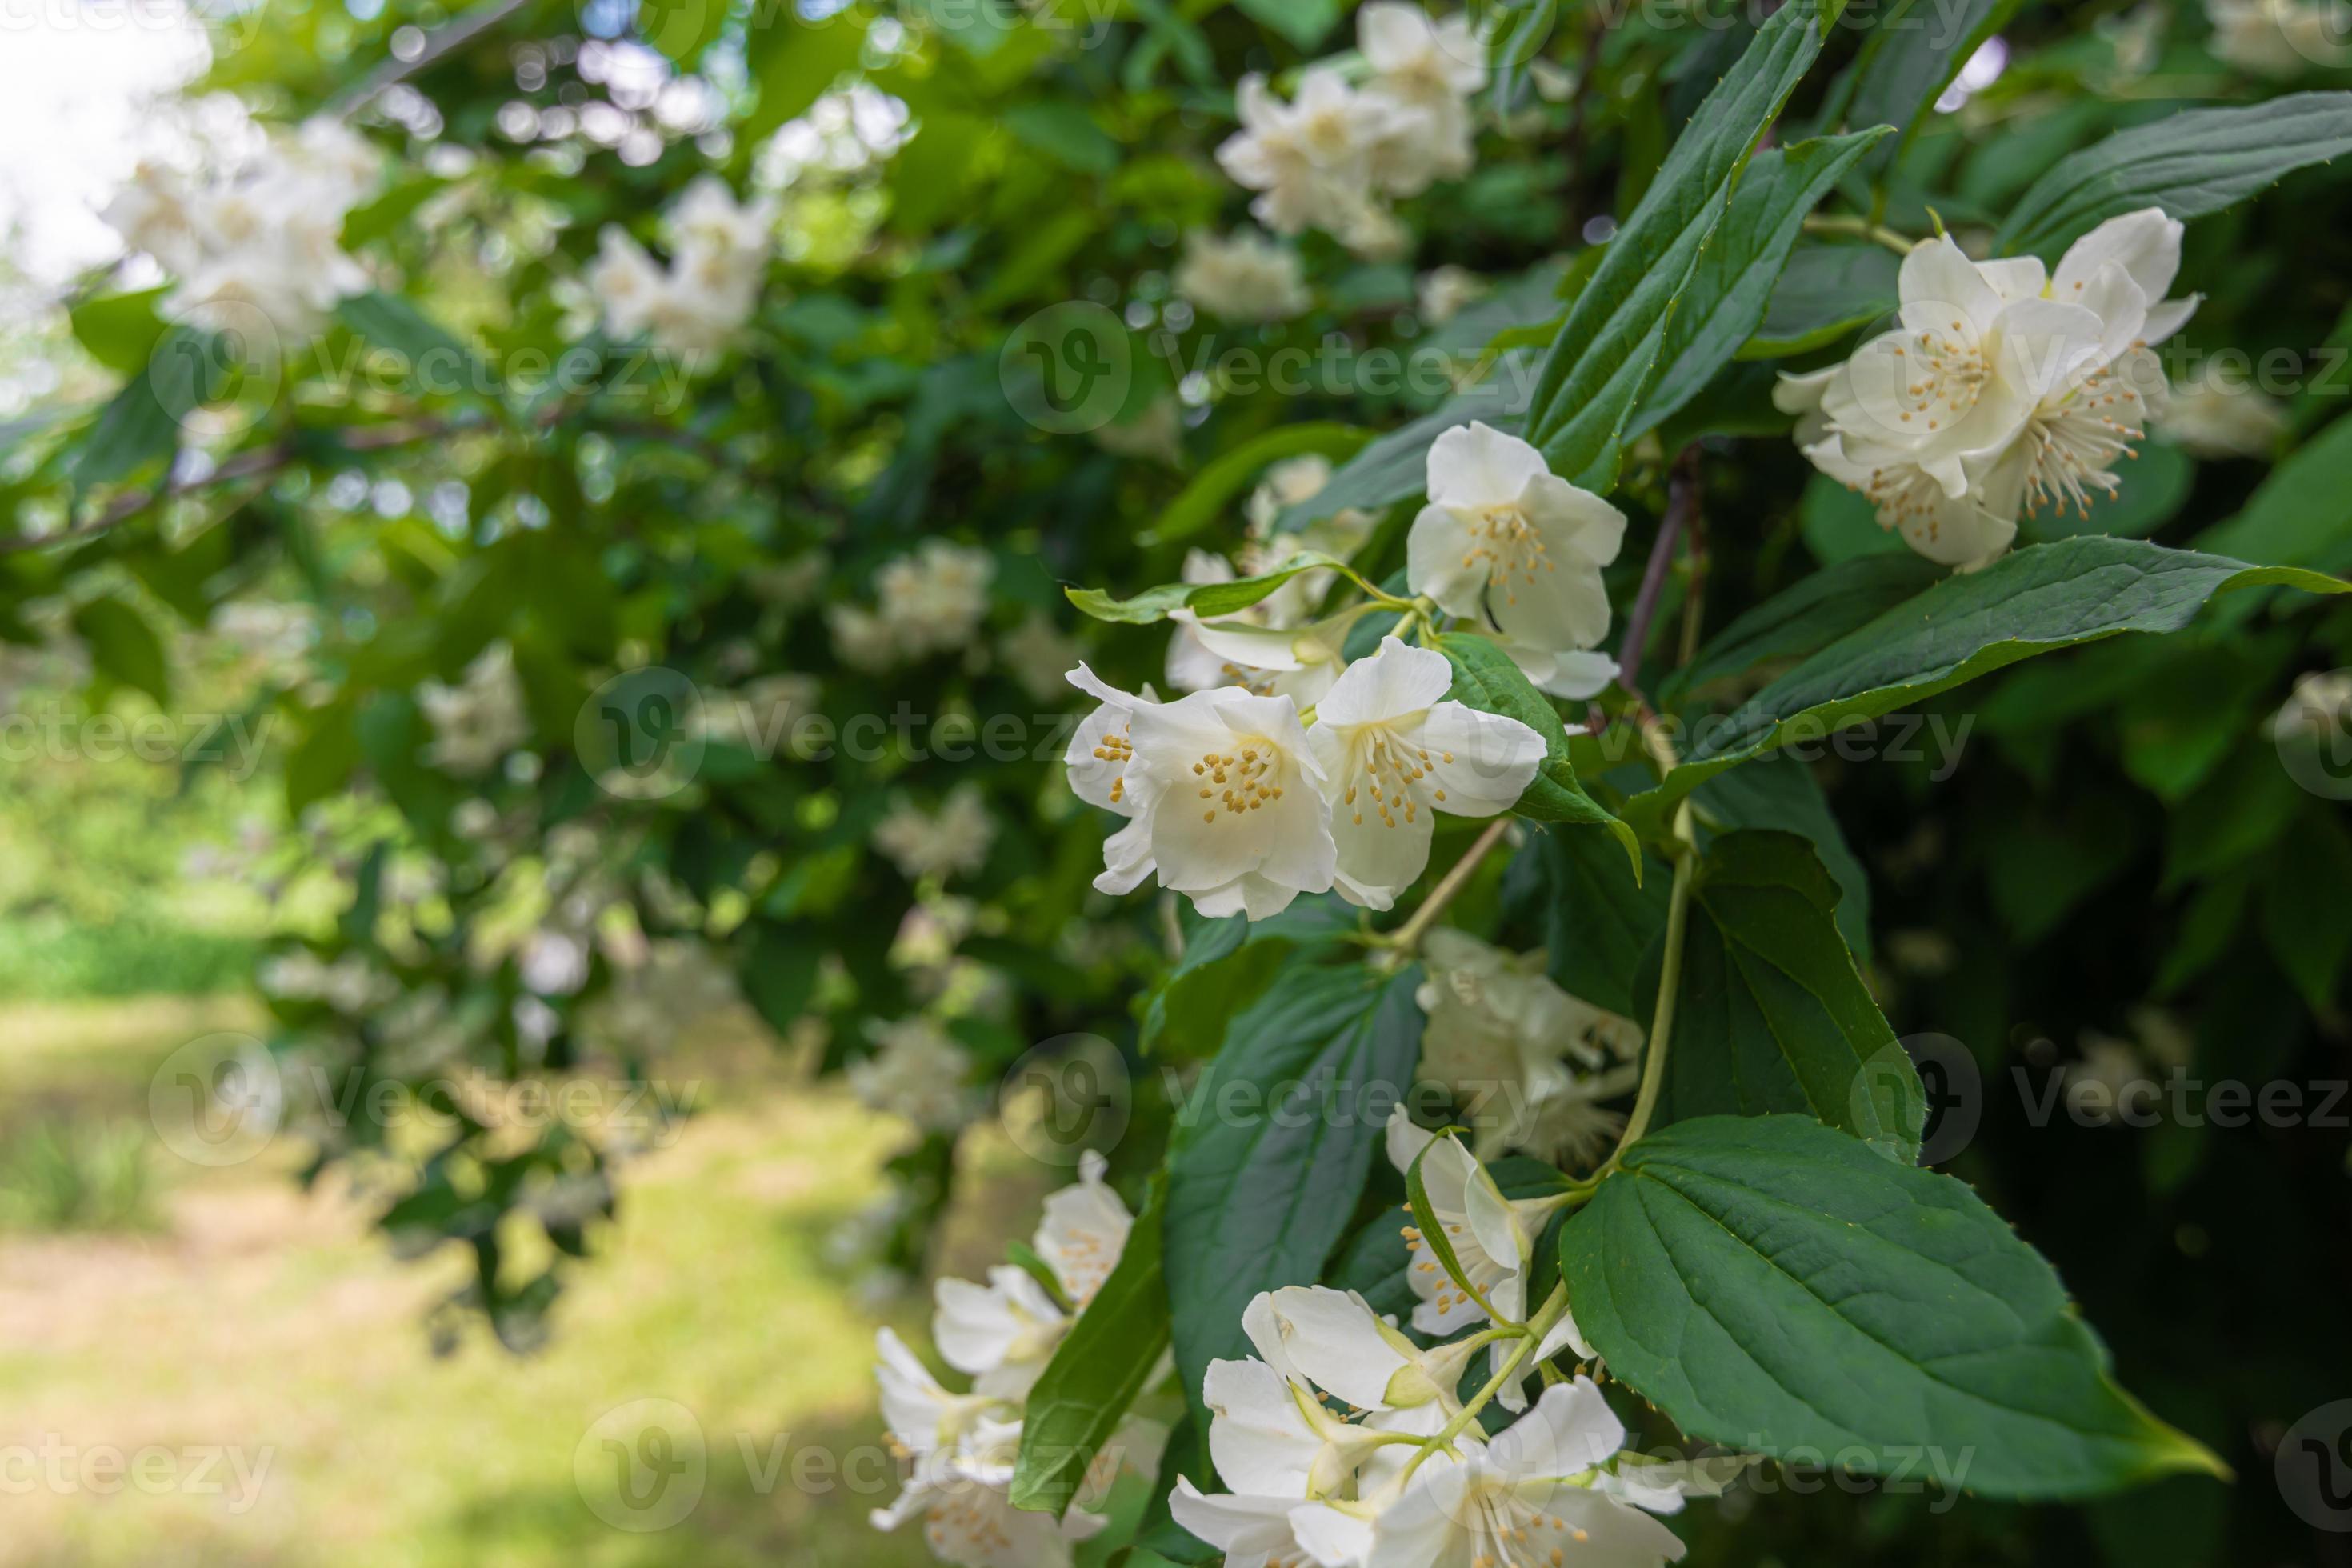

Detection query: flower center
xmin=1458 ymin=504 xmax=1555 ymax=606
xmin=2023 ymin=373 xmax=2144 ymax=520
xmin=1191 ymin=740 xmax=1286 ymax=823
xmin=1342 ymin=730 xmax=1453 ymax=828
xmin=1896 ymin=321 xmax=1990 ymax=431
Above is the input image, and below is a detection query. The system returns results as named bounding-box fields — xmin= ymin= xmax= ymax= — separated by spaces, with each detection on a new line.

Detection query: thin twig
xmin=327 ymin=0 xmax=534 ymax=120
xmin=1381 ymin=817 xmax=1512 ymax=962
xmin=1615 ymin=443 xmax=1700 ymax=697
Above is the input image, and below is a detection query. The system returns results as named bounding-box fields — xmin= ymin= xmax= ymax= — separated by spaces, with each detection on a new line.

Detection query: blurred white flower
xmin=1173 ymin=227 xmax=1310 ymax=322
xmin=1359 ymin=0 xmax=1485 ymax=193
xmin=2206 ymin=0 xmax=2352 ymax=73
xmin=589 ymin=175 xmax=774 ymax=362
xmin=999 ymin=614 xmax=1086 ymax=704
xmin=2151 ymin=376 xmax=2289 ymax=458
xmin=418 ymin=642 xmax=531 ymax=777
xmin=1417 ymin=263 xmax=1490 ymax=326
xmin=850 ymin=1016 xmax=976 ymax=1133
xmin=874 ymin=784 xmax=996 ymax=883
xmin=1032 ymin=1150 xmax=1133 ymax=1310
xmin=518 ymin=930 xmax=590 ymax=996
xmin=2270 ymin=669 xmax=2352 ymax=742
xmin=1091 ymin=393 xmax=1186 ymax=466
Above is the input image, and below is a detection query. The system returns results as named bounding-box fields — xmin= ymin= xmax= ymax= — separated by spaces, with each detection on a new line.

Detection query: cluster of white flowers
xmin=830 ymin=542 xmax=997 ymax=671
xmin=1174 ymin=227 xmax=1313 ymax=322
xmin=418 ymin=641 xmax=533 ymax=777
xmin=104 ymin=118 xmax=382 ymax=340
xmin=850 ymin=1015 xmax=980 ymax=1133
xmin=1415 ymin=929 xmax=1643 ymax=1165
xmin=588 ymin=175 xmax=776 ymax=362
xmin=578 ymin=939 xmax=741 ymax=1058
xmin=874 ymin=784 xmax=998 ymax=884
xmin=1070 ymin=423 xmax=1630 ymax=920
xmin=872 ymin=1153 xmax=1150 ymax=1568
xmin=2206 ymin=0 xmax=2352 ymax=74
xmin=1217 ymin=3 xmax=1487 ymax=255
xmin=1776 ymin=209 xmax=2201 ymax=570
xmin=1171 ymin=1122 xmax=1738 ymax=1568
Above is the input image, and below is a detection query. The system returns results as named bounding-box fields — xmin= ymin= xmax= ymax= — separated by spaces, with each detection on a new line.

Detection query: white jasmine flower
xmin=589 ymin=176 xmax=773 ymax=362
xmin=1416 ymin=927 xmax=1642 ymax=1162
xmin=850 ymin=1017 xmax=976 ymax=1133
xmin=418 ymin=642 xmax=531 ymax=776
xmin=1502 ymin=642 xmax=1622 ymax=700
xmin=874 ymin=784 xmax=996 ymax=882
xmin=1306 ymin=638 xmax=1546 ymax=910
xmin=1065 ymin=662 xmax=1175 ymax=897
xmin=1389 ymin=1117 xmax=1590 ymax=1411
xmin=873 ymin=1415 xmax=1110 ymax=1568
xmin=1244 ymin=458 xmax=1378 ymax=625
xmin=1169 ymin=1478 xmax=1363 ymax=1568
xmin=1345 ymin=1380 xmax=1690 ymax=1568
xmin=1033 ymin=1150 xmax=1134 ymax=1310
xmin=518 ymin=929 xmax=590 ymax=996
xmin=1408 ymin=422 xmax=1628 ymax=653
xmin=878 ymin=541 xmax=996 ymax=658
xmin=1259 ymin=1285 xmax=1487 ymax=1419
xmin=1218 ymin=69 xmax=1408 ymax=240
xmin=1122 ymin=682 xmax=1339 ymax=919
xmin=934 ymin=1266 xmax=1070 ymax=1401
xmin=1203 ymin=1331 xmax=1402 ymax=1498
xmin=875 ymin=1328 xmax=997 ymax=1461
xmin=828 ymin=603 xmax=900 ymax=671
xmin=1174 ymin=228 xmax=1312 ymax=322
xmin=1359 ymin=1 xmax=1486 ymax=192
xmin=1418 ymin=263 xmax=1490 ymax=326
xmin=1001 ymin=614 xmax=1086 ymax=703
xmin=1594 ymin=1452 xmax=1756 ymax=1515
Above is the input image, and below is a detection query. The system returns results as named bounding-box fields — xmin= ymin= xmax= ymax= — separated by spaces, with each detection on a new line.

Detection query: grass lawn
xmin=0 ymin=997 xmax=1025 ymax=1568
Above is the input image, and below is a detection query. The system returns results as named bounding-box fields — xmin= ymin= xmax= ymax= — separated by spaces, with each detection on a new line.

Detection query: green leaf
xmin=2262 ymin=813 xmax=2352 ymax=1014
xmin=1692 ymin=754 xmax=1873 ymax=964
xmin=1630 ymin=129 xmax=1894 ymax=439
xmin=2000 ymin=93 xmax=2352 ymax=258
xmin=1065 ymin=550 xmax=1347 ymax=623
xmin=1434 ymin=630 xmax=1638 ymax=869
xmin=1003 ymin=101 xmax=1121 ymax=176
xmin=1504 ymin=822 xmax=1672 ymax=1019
xmin=71 ymin=595 xmax=171 ymax=707
xmin=1524 ymin=0 xmax=1838 ymax=490
xmin=2194 ymin=411 xmax=2352 ymax=576
xmin=740 ymin=10 xmax=870 ymax=148
xmin=1644 ymin=831 xmax=1914 ymax=1156
xmin=74 ymin=365 xmax=181 ymax=490
xmin=1234 ymin=0 xmax=1341 ymax=50
xmin=1011 ymin=1177 xmax=1170 ymax=1518
xmin=738 ymin=920 xmax=822 ymax=1033
xmin=634 ymin=0 xmax=728 ymax=64
xmin=1164 ymin=965 xmax=1422 ymax=1434
xmin=1666 ymin=551 xmax=1944 ymax=706
xmin=334 ymin=292 xmax=482 ymax=396
xmin=1146 ymin=423 xmax=1373 ymax=546
xmin=1744 ymin=242 xmax=1900 ymax=358
xmin=1840 ymin=0 xmax=2026 ymax=174
xmin=1140 ymin=896 xmax=1356 ymax=1058
xmin=70 ymin=290 xmax=170 ymax=375
xmin=1561 ymin=1114 xmax=2228 ymax=1498
xmin=1623 ymin=539 xmax=2352 ymax=837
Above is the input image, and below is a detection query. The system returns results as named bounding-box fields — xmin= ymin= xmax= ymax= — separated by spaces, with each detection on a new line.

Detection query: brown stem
xmin=1615 ymin=444 xmax=1701 ymax=696
xmin=1382 ymin=817 xmax=1512 ymax=962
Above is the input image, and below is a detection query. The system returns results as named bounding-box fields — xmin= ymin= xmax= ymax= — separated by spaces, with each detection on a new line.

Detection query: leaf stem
xmin=1394 ymin=1283 xmax=1570 ymax=1487
xmin=1602 ymin=798 xmax=1698 ymax=1172
xmin=1802 ymin=213 xmax=1918 ymax=255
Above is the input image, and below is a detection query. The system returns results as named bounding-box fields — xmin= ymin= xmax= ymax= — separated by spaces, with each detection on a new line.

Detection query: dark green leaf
xmin=1693 ymin=754 xmax=1873 ymax=963
xmin=1666 ymin=551 xmax=1945 ymax=706
xmin=70 ymin=290 xmax=170 ymax=375
xmin=1841 ymin=0 xmax=2026 ymax=174
xmin=1140 ymin=896 xmax=1356 ymax=1058
xmin=1011 ymin=1178 xmax=1170 ymax=1518
xmin=1164 ymin=965 xmax=1422 ymax=1433
xmin=1745 ymin=242 xmax=1900 ymax=358
xmin=1505 ymin=823 xmax=1673 ymax=1019
xmin=1623 ymin=539 xmax=2352 ymax=836
xmin=1434 ymin=630 xmax=1639 ymax=868
xmin=1646 ymin=831 xmax=1914 ymax=1156
xmin=1524 ymin=0 xmax=1838 ymax=489
xmin=1234 ymin=0 xmax=1341 ymax=50
xmin=1561 ymin=1115 xmax=2227 ymax=1498
xmin=1146 ymin=423 xmax=1372 ymax=546
xmin=2000 ymin=93 xmax=2352 ymax=258
xmin=71 ymin=595 xmax=171 ymax=707
xmin=74 ymin=366 xmax=181 ymax=490
xmin=1631 ymin=129 xmax=1894 ymax=438
xmin=741 ymin=11 xmax=870 ymax=146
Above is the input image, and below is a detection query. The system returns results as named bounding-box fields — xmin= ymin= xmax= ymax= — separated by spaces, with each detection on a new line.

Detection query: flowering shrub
xmin=10 ymin=0 xmax=2352 ymax=1559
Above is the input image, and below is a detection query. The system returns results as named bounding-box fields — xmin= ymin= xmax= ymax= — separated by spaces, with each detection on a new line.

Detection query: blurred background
xmin=2 ymin=0 xmax=2350 ymax=1564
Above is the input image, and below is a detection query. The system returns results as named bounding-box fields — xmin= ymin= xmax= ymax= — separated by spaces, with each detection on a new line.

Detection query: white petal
xmin=1489 ymin=1376 xmax=1629 ymax=1478
xmin=1412 ymin=702 xmax=1545 ymax=816
xmin=1268 ymin=1286 xmax=1411 ymax=1410
xmin=1976 ymin=254 xmax=2048 ymax=302
xmin=1426 ymin=420 xmax=1547 ymax=509
xmin=1406 ymin=502 xmax=1488 ymax=618
xmin=1317 ymin=637 xmax=1454 ymax=727
xmin=2054 ymin=207 xmax=2182 ymax=310
xmin=1898 ymin=237 xmax=2002 ymax=337
xmin=1169 ymin=1477 xmax=1301 ymax=1554
xmin=1205 ymin=1358 xmax=1321 ymax=1496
